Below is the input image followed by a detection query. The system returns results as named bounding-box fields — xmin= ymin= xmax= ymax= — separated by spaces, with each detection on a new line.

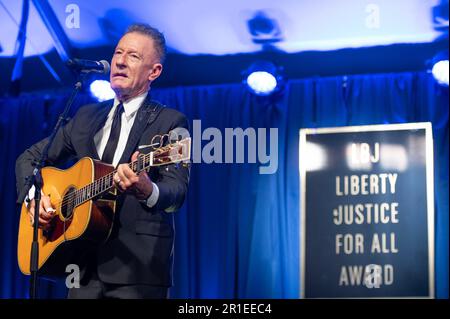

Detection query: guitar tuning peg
xmin=138 ymin=142 xmax=160 ymax=150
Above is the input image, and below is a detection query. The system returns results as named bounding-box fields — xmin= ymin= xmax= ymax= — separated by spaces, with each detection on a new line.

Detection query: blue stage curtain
xmin=0 ymin=71 xmax=447 ymax=298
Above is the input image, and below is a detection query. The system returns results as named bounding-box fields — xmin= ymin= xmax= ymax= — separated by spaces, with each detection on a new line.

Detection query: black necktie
xmin=102 ymin=102 xmax=124 ymax=164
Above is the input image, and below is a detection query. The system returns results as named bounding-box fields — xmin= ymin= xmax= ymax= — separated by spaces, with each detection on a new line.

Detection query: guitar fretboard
xmin=65 ymin=140 xmax=187 ymax=208
xmin=72 ymin=153 xmax=151 ymax=206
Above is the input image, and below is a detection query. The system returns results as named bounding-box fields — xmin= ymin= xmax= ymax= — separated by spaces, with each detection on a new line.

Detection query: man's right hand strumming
xmin=27 ymin=195 xmax=55 ymax=230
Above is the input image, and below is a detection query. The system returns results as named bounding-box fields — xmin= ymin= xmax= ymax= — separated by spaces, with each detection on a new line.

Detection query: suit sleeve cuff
xmin=26 ymin=186 xmax=36 ymax=203
xmin=143 ymin=182 xmax=159 ymax=208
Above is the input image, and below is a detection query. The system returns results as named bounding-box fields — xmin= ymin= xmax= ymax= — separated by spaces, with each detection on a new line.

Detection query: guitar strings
xmin=56 ymin=153 xmax=150 ymax=208
xmin=56 ymin=140 xmax=185 ymax=208
xmin=56 ymin=149 xmax=180 ymax=209
xmin=57 ymin=157 xmax=145 ymax=207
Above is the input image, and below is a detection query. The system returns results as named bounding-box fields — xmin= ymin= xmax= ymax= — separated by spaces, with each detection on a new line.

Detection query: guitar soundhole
xmin=61 ymin=187 xmax=77 ymax=220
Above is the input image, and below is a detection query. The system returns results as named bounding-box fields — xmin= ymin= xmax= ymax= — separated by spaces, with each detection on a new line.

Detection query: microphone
xmin=67 ymin=59 xmax=110 ymax=74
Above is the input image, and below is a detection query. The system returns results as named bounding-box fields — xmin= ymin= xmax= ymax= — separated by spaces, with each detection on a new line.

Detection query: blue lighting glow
xmin=432 ymin=60 xmax=449 ymax=86
xmin=246 ymin=71 xmax=278 ymax=96
xmin=0 ymin=1 xmax=442 ymax=58
xmin=89 ymin=80 xmax=115 ymax=101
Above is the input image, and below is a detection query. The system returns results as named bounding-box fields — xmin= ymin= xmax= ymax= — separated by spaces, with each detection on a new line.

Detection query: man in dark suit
xmin=15 ymin=24 xmax=190 ymax=298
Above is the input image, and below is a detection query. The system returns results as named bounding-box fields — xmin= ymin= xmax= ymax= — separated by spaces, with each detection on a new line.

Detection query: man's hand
xmin=114 ymin=151 xmax=153 ymax=200
xmin=27 ymin=195 xmax=55 ymax=230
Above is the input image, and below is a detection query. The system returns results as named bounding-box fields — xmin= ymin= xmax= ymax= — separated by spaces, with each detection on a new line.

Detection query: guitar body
xmin=17 ymin=157 xmax=116 ymax=277
xmin=17 ymin=137 xmax=191 ymax=278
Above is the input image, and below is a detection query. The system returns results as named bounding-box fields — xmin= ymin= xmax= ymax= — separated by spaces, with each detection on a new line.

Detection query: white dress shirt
xmin=28 ymin=91 xmax=159 ymax=208
xmin=94 ymin=91 xmax=159 ymax=208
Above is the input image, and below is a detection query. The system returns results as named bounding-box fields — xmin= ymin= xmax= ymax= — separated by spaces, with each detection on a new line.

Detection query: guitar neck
xmin=72 ymin=155 xmax=148 ymax=206
xmin=72 ymin=137 xmax=190 ymax=207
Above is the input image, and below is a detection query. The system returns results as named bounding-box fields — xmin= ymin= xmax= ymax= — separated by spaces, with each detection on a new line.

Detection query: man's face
xmin=110 ymin=32 xmax=162 ymax=100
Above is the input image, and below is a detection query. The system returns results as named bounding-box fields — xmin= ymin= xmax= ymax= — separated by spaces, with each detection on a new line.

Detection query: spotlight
xmin=244 ymin=60 xmax=283 ymax=96
xmin=247 ymin=11 xmax=282 ymax=45
xmin=430 ymin=51 xmax=449 ymax=87
xmin=89 ymin=80 xmax=115 ymax=101
xmin=432 ymin=60 xmax=449 ymax=86
xmin=247 ymin=71 xmax=277 ymax=96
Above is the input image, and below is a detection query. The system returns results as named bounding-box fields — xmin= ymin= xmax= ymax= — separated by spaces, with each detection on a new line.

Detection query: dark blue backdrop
xmin=0 ymin=71 xmax=448 ymax=298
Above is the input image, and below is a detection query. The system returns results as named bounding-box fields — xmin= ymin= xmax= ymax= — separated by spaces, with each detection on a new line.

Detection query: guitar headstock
xmin=150 ymin=137 xmax=191 ymax=167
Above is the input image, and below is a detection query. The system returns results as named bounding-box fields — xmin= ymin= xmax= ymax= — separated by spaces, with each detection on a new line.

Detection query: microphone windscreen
xmin=99 ymin=60 xmax=110 ymax=74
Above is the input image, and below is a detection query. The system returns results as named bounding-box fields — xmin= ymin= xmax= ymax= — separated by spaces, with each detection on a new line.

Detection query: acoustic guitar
xmin=17 ymin=137 xmax=191 ymax=277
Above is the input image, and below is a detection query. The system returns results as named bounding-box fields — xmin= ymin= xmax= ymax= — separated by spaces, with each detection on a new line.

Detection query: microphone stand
xmin=18 ymin=74 xmax=85 ymax=299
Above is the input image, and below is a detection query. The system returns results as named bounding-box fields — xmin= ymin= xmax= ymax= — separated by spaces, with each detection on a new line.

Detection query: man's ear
xmin=149 ymin=63 xmax=163 ymax=82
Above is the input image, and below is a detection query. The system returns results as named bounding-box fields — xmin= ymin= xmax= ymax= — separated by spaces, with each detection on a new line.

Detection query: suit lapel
xmin=117 ymin=96 xmax=164 ymax=164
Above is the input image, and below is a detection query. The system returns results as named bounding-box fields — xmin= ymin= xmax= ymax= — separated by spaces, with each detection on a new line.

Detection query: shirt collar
xmin=113 ymin=91 xmax=148 ymax=118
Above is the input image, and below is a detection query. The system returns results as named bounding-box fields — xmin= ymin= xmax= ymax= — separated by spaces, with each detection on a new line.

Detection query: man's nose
xmin=115 ymin=55 xmax=126 ymax=67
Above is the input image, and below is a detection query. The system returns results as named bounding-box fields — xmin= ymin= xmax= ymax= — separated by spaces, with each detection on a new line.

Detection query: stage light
xmin=247 ymin=11 xmax=282 ymax=46
xmin=429 ymin=51 xmax=449 ymax=87
xmin=432 ymin=60 xmax=449 ymax=86
xmin=89 ymin=80 xmax=115 ymax=101
xmin=244 ymin=60 xmax=283 ymax=96
xmin=247 ymin=71 xmax=277 ymax=96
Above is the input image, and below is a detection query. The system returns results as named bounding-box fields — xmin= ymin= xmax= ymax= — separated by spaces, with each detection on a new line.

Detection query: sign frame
xmin=299 ymin=122 xmax=434 ymax=298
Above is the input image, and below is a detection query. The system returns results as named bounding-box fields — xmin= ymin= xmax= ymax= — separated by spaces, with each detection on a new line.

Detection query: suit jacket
xmin=15 ymin=95 xmax=190 ymax=286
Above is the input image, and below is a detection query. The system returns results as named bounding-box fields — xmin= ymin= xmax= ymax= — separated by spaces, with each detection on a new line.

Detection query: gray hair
xmin=124 ymin=23 xmax=167 ymax=64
